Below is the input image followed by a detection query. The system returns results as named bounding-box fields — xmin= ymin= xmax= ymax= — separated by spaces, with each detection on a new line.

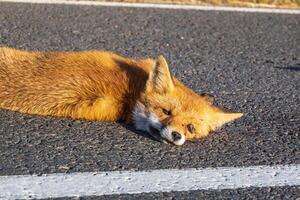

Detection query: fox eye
xmin=162 ymin=108 xmax=172 ymax=116
xmin=187 ymin=124 xmax=196 ymax=133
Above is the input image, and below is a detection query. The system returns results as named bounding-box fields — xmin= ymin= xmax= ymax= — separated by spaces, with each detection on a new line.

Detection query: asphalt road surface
xmin=0 ymin=1 xmax=299 ymax=199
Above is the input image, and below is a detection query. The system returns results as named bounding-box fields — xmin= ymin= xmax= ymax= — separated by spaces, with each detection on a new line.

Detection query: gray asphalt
xmin=52 ymin=186 xmax=299 ymax=200
xmin=0 ymin=2 xmax=299 ymax=199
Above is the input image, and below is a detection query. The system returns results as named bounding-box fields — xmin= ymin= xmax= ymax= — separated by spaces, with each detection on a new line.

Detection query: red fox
xmin=0 ymin=47 xmax=242 ymax=145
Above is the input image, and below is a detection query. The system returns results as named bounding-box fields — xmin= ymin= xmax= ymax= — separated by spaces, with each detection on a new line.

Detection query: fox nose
xmin=172 ymin=131 xmax=182 ymax=141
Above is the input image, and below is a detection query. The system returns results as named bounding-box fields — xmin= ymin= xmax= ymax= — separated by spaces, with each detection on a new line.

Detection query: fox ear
xmin=146 ymin=55 xmax=174 ymax=93
xmin=214 ymin=112 xmax=243 ymax=127
xmin=200 ymin=93 xmax=215 ymax=105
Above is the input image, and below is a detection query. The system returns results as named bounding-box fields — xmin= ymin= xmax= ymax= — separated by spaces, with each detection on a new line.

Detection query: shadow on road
xmin=275 ymin=63 xmax=300 ymax=71
xmin=119 ymin=122 xmax=161 ymax=143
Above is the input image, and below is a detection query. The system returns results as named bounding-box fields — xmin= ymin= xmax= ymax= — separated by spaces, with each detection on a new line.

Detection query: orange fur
xmin=0 ymin=47 xmax=242 ymax=145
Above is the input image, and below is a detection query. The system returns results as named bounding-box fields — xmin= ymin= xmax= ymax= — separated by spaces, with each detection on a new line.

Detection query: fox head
xmin=133 ymin=55 xmax=243 ymax=145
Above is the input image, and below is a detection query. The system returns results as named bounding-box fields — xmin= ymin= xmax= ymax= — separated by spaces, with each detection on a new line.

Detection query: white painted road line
xmin=1 ymin=0 xmax=300 ymax=14
xmin=0 ymin=164 xmax=299 ymax=199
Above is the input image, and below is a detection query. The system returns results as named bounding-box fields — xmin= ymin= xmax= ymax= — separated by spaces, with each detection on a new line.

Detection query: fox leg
xmin=57 ymin=96 xmax=124 ymax=122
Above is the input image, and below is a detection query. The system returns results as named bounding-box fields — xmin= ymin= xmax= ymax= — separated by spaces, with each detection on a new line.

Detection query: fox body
xmin=0 ymin=47 xmax=242 ymax=145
